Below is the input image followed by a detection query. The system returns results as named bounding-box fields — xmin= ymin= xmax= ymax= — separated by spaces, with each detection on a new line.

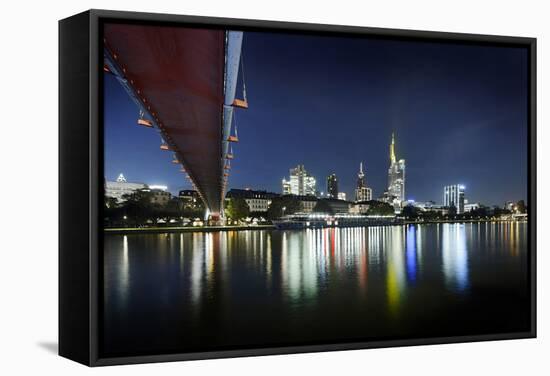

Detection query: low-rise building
xmin=317 ymin=198 xmax=351 ymax=214
xmin=179 ymin=189 xmax=201 ymax=209
xmin=350 ymin=201 xmax=371 ymax=215
xmin=293 ymin=195 xmax=318 ymax=213
xmin=226 ymin=189 xmax=279 ymax=212
xmin=407 ymin=200 xmax=437 ymax=211
xmin=464 ymin=203 xmax=481 ymax=212
xmin=148 ymin=188 xmax=171 ymax=206
xmin=426 ymin=205 xmax=449 ymax=216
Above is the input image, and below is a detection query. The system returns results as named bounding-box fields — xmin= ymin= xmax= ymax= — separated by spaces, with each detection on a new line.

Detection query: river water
xmin=102 ymin=222 xmax=530 ymax=357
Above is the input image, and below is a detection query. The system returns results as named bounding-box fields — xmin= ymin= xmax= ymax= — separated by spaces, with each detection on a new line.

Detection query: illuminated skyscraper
xmin=444 ymin=184 xmax=465 ymax=214
xmin=282 ymin=164 xmax=316 ymax=196
xmin=387 ymin=132 xmax=406 ymax=205
xmin=105 ymin=173 xmax=146 ymax=203
xmin=355 ymin=162 xmax=372 ymax=202
xmin=282 ymin=178 xmax=291 ymax=195
xmin=327 ymin=174 xmax=338 ymax=198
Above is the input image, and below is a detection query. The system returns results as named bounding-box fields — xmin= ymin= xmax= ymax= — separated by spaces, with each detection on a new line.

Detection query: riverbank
xmin=104 ymin=218 xmax=526 ymax=234
xmin=403 ymin=218 xmax=527 ymax=225
xmin=104 ymin=224 xmax=276 ymax=234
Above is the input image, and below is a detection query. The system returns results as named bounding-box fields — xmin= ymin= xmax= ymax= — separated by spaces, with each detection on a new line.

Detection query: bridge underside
xmin=104 ymin=24 xmax=226 ymax=216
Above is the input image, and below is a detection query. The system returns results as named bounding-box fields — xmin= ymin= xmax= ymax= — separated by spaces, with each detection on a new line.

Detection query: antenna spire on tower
xmin=390 ymin=132 xmax=397 ymax=164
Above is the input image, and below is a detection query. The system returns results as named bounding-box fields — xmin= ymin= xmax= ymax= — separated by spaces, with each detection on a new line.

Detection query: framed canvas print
xmin=59 ymin=9 xmax=536 ymax=366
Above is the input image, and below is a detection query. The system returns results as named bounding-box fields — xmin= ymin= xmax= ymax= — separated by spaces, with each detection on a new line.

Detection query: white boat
xmin=272 ymin=213 xmax=402 ymax=230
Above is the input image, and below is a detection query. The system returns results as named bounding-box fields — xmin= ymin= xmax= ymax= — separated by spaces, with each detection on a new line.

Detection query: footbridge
xmin=104 ymin=24 xmax=247 ymax=220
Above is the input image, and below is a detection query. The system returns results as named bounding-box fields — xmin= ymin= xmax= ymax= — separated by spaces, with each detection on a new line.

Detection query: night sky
xmin=104 ymin=30 xmax=528 ymax=206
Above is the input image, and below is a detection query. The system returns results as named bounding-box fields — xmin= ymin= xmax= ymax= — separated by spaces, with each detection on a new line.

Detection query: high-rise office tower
xmin=355 ymin=162 xmax=372 ymax=202
xmin=282 ymin=164 xmax=316 ymax=196
xmin=387 ymin=132 xmax=406 ymax=204
xmin=444 ymin=184 xmax=466 ymax=214
xmin=327 ymin=174 xmax=338 ymax=198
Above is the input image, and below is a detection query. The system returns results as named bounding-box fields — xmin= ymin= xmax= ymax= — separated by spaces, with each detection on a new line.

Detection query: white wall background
xmin=0 ymin=0 xmax=547 ymax=374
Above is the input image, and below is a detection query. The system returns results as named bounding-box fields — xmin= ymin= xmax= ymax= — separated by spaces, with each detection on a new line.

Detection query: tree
xmin=225 ymin=197 xmax=250 ymax=221
xmin=365 ymin=200 xmax=394 ymax=216
xmin=421 ymin=210 xmax=442 ymax=221
xmin=515 ymin=200 xmax=527 ymax=214
xmin=267 ymin=196 xmax=301 ymax=220
xmin=470 ymin=206 xmax=489 ymax=218
xmin=447 ymin=205 xmax=457 ymax=217
xmin=493 ymin=207 xmax=512 ymax=217
xmin=120 ymin=189 xmax=154 ymax=226
xmin=151 ymin=197 xmax=188 ymax=224
xmin=313 ymin=200 xmax=334 ymax=215
xmin=179 ymin=196 xmax=206 ymax=219
xmin=401 ymin=205 xmax=420 ymax=219
xmin=104 ymin=196 xmax=119 ymax=209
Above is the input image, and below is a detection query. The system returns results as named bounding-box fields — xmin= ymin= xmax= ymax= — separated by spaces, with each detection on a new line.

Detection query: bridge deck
xmin=104 ymin=24 xmax=226 ymax=216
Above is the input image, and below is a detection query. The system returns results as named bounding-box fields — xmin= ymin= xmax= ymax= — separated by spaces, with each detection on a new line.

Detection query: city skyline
xmin=104 ymin=31 xmax=528 ymax=206
xmin=104 ymin=130 xmax=525 ymax=208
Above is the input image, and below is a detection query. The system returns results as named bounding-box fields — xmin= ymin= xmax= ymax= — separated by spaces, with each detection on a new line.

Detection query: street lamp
xmin=282 ymin=206 xmax=286 ymax=217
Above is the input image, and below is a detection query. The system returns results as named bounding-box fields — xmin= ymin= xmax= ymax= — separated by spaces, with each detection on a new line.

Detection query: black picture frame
xmin=59 ymin=9 xmax=537 ymax=367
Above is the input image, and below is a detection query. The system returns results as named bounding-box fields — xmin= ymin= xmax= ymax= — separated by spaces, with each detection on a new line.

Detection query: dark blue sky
xmin=104 ymin=30 xmax=528 ymax=206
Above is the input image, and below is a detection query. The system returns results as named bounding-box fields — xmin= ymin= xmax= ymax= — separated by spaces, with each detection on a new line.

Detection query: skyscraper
xmin=387 ymin=132 xmax=406 ymax=205
xmin=327 ymin=174 xmax=338 ymax=198
xmin=444 ymin=184 xmax=465 ymax=214
xmin=355 ymin=162 xmax=372 ymax=202
xmin=282 ymin=164 xmax=316 ymax=196
xmin=282 ymin=179 xmax=291 ymax=195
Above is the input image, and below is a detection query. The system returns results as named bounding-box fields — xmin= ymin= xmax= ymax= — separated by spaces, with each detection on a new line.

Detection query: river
xmin=102 ymin=222 xmax=530 ymax=357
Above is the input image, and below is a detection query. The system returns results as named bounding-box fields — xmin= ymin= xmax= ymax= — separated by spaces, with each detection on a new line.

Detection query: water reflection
xmin=103 ymin=222 xmax=528 ymax=354
xmin=406 ymin=225 xmax=417 ymax=284
xmin=279 ymin=226 xmax=410 ymax=314
xmin=386 ymin=227 xmax=406 ymax=314
xmin=107 ymin=225 xmax=491 ymax=307
xmin=441 ymin=224 xmax=469 ymax=292
xmin=282 ymin=231 xmax=318 ymax=302
xmin=119 ymin=235 xmax=129 ymax=306
xmin=190 ymin=233 xmax=203 ymax=306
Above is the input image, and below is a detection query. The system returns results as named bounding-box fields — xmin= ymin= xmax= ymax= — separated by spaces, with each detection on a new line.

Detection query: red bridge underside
xmin=104 ymin=24 xmax=225 ymax=215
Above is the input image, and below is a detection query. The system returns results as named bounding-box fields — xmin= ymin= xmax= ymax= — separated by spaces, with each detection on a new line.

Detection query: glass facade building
xmin=387 ymin=133 xmax=406 ymax=204
xmin=355 ymin=162 xmax=372 ymax=202
xmin=444 ymin=184 xmax=466 ymax=214
xmin=282 ymin=164 xmax=316 ymax=196
xmin=327 ymin=174 xmax=338 ymax=198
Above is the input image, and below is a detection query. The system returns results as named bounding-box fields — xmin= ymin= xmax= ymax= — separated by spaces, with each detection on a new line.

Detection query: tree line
xmin=399 ymin=200 xmax=527 ymax=221
xmin=105 ymin=189 xmax=528 ymax=227
xmin=104 ymin=190 xmax=205 ymax=227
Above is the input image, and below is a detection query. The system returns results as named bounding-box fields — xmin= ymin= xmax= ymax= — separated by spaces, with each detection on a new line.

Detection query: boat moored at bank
xmin=272 ymin=213 xmax=402 ymax=230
